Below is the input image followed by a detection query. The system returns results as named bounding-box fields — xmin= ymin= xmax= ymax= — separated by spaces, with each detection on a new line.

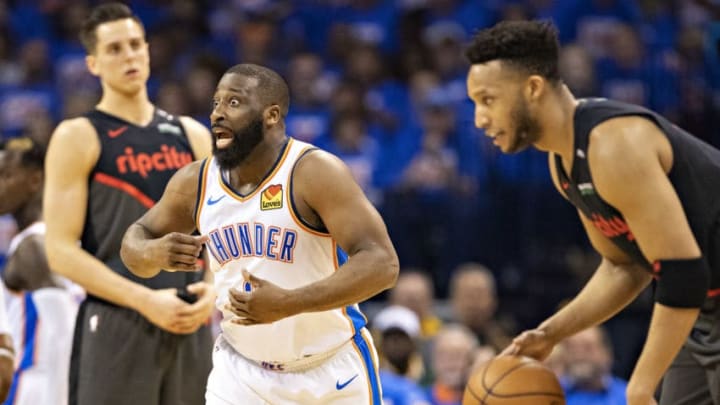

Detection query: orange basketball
xmin=463 ymin=355 xmax=566 ymax=405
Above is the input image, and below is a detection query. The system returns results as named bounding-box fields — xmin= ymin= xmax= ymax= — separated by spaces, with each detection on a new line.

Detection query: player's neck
xmin=229 ymin=133 xmax=288 ymax=191
xmin=96 ymin=88 xmax=154 ymax=126
xmin=13 ymin=194 xmax=42 ymax=231
xmin=533 ymin=84 xmax=577 ymax=160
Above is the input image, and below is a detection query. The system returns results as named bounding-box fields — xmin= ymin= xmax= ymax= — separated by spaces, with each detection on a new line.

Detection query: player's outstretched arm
xmin=121 ymin=160 xmax=206 ymax=278
xmin=590 ymin=117 xmax=704 ymax=404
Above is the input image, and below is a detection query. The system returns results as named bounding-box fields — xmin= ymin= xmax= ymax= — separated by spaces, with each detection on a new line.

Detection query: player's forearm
xmin=46 ymin=240 xmax=151 ymax=310
xmin=290 ymin=246 xmax=399 ymax=313
xmin=627 ymin=303 xmax=699 ymax=400
xmin=120 ymin=223 xmax=162 ymax=278
xmin=540 ymin=258 xmax=652 ymax=342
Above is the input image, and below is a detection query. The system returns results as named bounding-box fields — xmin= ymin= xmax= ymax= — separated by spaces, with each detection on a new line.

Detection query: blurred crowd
xmin=1 ymin=0 xmax=719 ymax=402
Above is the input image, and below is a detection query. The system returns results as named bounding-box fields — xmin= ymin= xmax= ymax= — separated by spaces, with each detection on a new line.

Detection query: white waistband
xmin=233 ymin=337 xmax=350 ymax=373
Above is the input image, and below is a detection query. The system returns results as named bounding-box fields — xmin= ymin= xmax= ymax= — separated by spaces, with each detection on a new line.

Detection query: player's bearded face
xmin=506 ymin=94 xmax=541 ymax=153
xmin=213 ymin=115 xmax=264 ymax=170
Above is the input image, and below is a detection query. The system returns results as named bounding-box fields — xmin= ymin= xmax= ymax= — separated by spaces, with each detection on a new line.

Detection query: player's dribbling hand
xmin=500 ymin=328 xmax=556 ymax=361
xmin=226 ymin=270 xmax=295 ymax=325
xmin=145 ymin=233 xmax=208 ymax=272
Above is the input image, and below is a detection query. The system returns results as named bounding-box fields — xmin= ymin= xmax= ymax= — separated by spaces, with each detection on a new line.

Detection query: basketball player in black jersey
xmin=465 ymin=21 xmax=720 ymax=405
xmin=43 ymin=3 xmax=213 ymax=405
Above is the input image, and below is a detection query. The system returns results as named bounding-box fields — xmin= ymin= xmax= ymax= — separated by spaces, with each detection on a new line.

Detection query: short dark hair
xmin=226 ymin=64 xmax=290 ymax=117
xmin=79 ymin=2 xmax=144 ymax=54
xmin=0 ymin=137 xmax=45 ymax=170
xmin=465 ymin=20 xmax=561 ymax=82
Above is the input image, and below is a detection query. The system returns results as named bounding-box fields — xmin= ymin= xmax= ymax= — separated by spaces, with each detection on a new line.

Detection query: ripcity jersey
xmin=554 ymin=98 xmax=720 ymax=295
xmin=195 ymin=138 xmax=368 ymax=364
xmin=83 ymin=109 xmax=203 ymax=291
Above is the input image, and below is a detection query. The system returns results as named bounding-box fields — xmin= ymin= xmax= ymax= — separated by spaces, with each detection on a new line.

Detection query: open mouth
xmin=212 ymin=126 xmax=234 ymax=148
xmin=490 ymin=131 xmax=505 ymax=146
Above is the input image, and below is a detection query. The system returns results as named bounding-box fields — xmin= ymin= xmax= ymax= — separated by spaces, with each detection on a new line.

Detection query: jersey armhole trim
xmin=81 ymin=115 xmax=103 ymax=180
xmin=194 ymin=158 xmax=210 ymax=231
xmin=286 ymin=147 xmax=331 ymax=237
xmin=551 ymin=152 xmax=571 ymax=201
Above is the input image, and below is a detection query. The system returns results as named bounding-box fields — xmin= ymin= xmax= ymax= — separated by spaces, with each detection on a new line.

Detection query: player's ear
xmin=27 ymin=168 xmax=43 ymax=193
xmin=526 ymin=75 xmax=545 ymax=102
xmin=264 ymin=105 xmax=281 ymax=126
xmin=86 ymin=54 xmax=100 ymax=77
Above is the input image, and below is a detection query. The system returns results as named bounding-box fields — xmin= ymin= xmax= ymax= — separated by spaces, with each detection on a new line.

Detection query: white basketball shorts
xmin=206 ymin=329 xmax=383 ymax=405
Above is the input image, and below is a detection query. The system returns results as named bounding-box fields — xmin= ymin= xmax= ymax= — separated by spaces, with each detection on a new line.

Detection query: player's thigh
xmin=205 ymin=390 xmax=239 ymax=405
xmin=660 ymin=346 xmax=714 ymax=405
xmin=706 ymin=361 xmax=720 ymax=405
xmin=291 ymin=331 xmax=382 ymax=405
xmin=74 ymin=302 xmax=164 ymax=405
xmin=161 ymin=325 xmax=213 ymax=405
xmin=205 ymin=336 xmax=270 ymax=405
xmin=207 ymin=332 xmax=383 ymax=405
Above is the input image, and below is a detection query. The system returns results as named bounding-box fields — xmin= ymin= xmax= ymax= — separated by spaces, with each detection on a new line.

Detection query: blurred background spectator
xmin=449 ymin=263 xmax=515 ymax=353
xmin=372 ymin=305 xmax=431 ymax=405
xmin=425 ymin=324 xmax=478 ymax=405
xmin=389 ymin=270 xmax=445 ymax=339
xmin=558 ymin=326 xmax=628 ymax=405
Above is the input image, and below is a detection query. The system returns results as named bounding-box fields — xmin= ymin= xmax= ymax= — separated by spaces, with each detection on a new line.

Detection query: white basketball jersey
xmin=4 ymin=222 xmax=78 ymax=405
xmin=196 ymin=138 xmax=368 ymax=363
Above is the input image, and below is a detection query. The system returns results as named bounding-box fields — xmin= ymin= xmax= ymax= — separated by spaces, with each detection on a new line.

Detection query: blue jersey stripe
xmin=4 ymin=293 xmax=38 ymax=405
xmin=353 ymin=332 xmax=382 ymax=404
xmin=336 ymin=245 xmax=348 ymax=267
xmin=345 ymin=305 xmax=367 ymax=332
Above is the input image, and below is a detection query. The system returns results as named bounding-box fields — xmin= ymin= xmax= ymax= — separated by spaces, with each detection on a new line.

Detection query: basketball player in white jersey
xmin=0 ymin=283 xmax=13 ymax=403
xmin=0 ymin=137 xmax=78 ymax=405
xmin=121 ymin=63 xmax=399 ymax=404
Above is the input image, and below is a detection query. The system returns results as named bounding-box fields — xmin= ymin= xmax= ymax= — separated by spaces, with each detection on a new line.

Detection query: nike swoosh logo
xmin=207 ymin=195 xmax=226 ymax=205
xmin=336 ymin=374 xmax=358 ymax=390
xmin=108 ymin=126 xmax=128 ymax=138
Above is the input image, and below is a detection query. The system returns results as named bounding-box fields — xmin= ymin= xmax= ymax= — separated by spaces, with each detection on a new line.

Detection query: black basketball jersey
xmin=83 ymin=108 xmax=203 ymax=291
xmin=553 ymin=98 xmax=720 ymax=296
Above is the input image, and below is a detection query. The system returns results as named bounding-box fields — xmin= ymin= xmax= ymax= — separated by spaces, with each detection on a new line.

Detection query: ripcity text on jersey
xmin=83 ymin=109 xmax=203 ymax=292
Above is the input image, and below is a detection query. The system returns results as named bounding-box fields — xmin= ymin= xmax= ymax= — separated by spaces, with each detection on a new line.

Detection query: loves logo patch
xmin=261 ymin=184 xmax=283 ymax=210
